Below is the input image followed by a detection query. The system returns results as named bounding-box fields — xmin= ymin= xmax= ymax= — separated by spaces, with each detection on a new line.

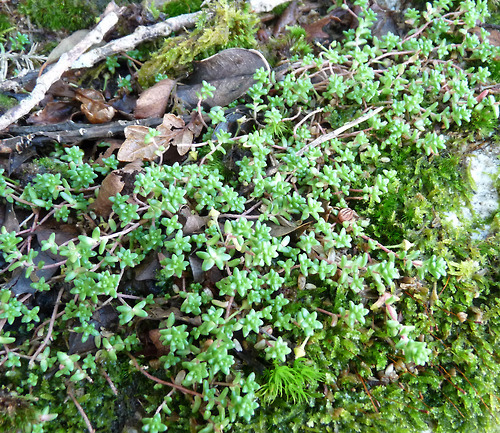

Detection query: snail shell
xmin=337 ymin=207 xmax=355 ymax=223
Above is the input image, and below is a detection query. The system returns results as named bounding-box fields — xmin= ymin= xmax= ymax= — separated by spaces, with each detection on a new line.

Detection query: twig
xmin=100 ymin=368 xmax=118 ymax=396
xmin=0 ymin=8 xmax=121 ymax=132
xmin=67 ymin=384 xmax=95 ymax=433
xmin=71 ymin=11 xmax=205 ymax=69
xmin=357 ymin=373 xmax=379 ymax=413
xmin=443 ymin=393 xmax=465 ymax=418
xmin=296 ymin=106 xmax=383 ymax=157
xmin=127 ymin=353 xmax=203 ymax=398
xmin=28 ymin=288 xmax=63 ymax=368
xmin=455 ymin=366 xmax=494 ymax=417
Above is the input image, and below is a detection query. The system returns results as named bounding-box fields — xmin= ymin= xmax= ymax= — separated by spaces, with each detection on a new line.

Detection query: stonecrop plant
xmin=1 ymin=0 xmax=500 ymax=432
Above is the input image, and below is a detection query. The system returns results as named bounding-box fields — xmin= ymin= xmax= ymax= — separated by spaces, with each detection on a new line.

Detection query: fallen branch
xmin=0 ymin=8 xmax=121 ymax=132
xmin=3 ymin=117 xmax=163 ymax=147
xmin=296 ymin=106 xmax=384 ymax=157
xmin=71 ymin=11 xmax=205 ymax=69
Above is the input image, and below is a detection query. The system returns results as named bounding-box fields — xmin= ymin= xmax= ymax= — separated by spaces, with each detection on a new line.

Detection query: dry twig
xmin=0 ymin=8 xmax=121 ymax=132
xmin=296 ymin=106 xmax=384 ymax=157
xmin=72 ymin=11 xmax=205 ymax=69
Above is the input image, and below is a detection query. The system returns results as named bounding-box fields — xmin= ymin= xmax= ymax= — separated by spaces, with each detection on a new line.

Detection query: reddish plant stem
xmin=127 ymin=353 xmax=203 ymax=398
xmin=28 ymin=287 xmax=63 ymax=368
xmin=67 ymin=384 xmax=95 ymax=433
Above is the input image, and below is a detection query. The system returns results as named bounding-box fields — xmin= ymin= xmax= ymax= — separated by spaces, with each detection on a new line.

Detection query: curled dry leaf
xmin=134 ymin=78 xmax=175 ymax=119
xmin=89 ymin=171 xmax=125 ymax=217
xmin=91 ymin=160 xmax=142 ymax=217
xmin=117 ymin=125 xmax=172 ymax=162
xmin=117 ymin=113 xmax=193 ymax=162
xmin=27 ymin=101 xmax=75 ymax=125
xmin=75 ymin=88 xmax=115 ymax=124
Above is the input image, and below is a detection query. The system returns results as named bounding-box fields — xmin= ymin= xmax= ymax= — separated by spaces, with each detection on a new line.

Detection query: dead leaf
xmin=82 ymin=100 xmax=116 ymax=123
xmin=46 ymin=30 xmax=91 ymax=64
xmin=6 ymin=249 xmax=59 ymax=295
xmin=303 ymin=16 xmax=333 ymax=41
xmin=149 ymin=329 xmax=170 ymax=355
xmin=134 ymin=78 xmax=175 ymax=119
xmin=110 ymin=93 xmax=137 ymax=115
xmin=27 ymin=101 xmax=75 ymax=125
xmin=176 ymin=48 xmax=269 ymax=109
xmin=266 ymin=220 xmax=311 ymax=237
xmin=89 ymin=171 xmax=125 ymax=217
xmin=134 ymin=254 xmax=160 ymax=281
xmin=117 ymin=114 xmax=190 ymax=162
xmin=93 ymin=139 xmax=122 ymax=166
xmin=75 ymin=88 xmax=116 ymax=124
xmin=189 ymin=254 xmax=205 ymax=283
xmin=117 ymin=125 xmax=172 ymax=162
xmin=68 ymin=305 xmax=118 ymax=354
xmin=178 ymin=206 xmax=208 ymax=234
xmin=1 ymin=202 xmax=19 ymax=232
xmin=370 ymin=3 xmax=405 ymax=40
xmin=273 ymin=1 xmax=299 ymax=36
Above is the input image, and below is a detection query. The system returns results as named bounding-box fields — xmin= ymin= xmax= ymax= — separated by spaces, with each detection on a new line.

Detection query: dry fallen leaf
xmin=75 ymin=88 xmax=115 ymax=124
xmin=117 ymin=114 xmax=192 ymax=162
xmin=27 ymin=101 xmax=75 ymax=125
xmin=134 ymin=78 xmax=175 ymax=119
xmin=177 ymin=48 xmax=269 ymax=109
xmin=89 ymin=171 xmax=125 ymax=217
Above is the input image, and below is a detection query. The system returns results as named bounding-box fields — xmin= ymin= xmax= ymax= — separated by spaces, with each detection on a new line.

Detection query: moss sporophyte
xmin=1 ymin=0 xmax=500 ymax=432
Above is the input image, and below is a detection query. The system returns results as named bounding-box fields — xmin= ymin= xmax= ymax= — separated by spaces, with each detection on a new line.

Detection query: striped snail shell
xmin=337 ymin=207 xmax=355 ymax=223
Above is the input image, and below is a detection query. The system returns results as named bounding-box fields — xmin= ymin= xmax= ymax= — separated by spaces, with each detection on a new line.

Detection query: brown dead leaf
xmin=117 ymin=114 xmax=189 ymax=162
xmin=27 ymin=101 xmax=75 ymax=125
xmin=134 ymin=78 xmax=175 ymax=119
xmin=266 ymin=220 xmax=311 ymax=237
xmin=82 ymin=100 xmax=116 ymax=123
xmin=177 ymin=48 xmax=269 ymax=109
xmin=89 ymin=171 xmax=125 ymax=217
xmin=149 ymin=329 xmax=170 ymax=355
xmin=178 ymin=206 xmax=208 ymax=234
xmin=75 ymin=88 xmax=116 ymax=124
xmin=117 ymin=125 xmax=173 ymax=162
xmin=303 ymin=16 xmax=333 ymax=41
xmin=93 ymin=139 xmax=122 ymax=166
xmin=273 ymin=1 xmax=299 ymax=36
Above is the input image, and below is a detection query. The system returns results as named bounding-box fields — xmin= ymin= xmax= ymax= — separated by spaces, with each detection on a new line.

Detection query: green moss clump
xmin=137 ymin=0 xmax=259 ymax=87
xmin=0 ymin=392 xmax=40 ymax=432
xmin=0 ymin=13 xmax=13 ymax=35
xmin=0 ymin=94 xmax=17 ymax=113
xmin=161 ymin=0 xmax=203 ymax=17
xmin=18 ymin=0 xmax=102 ymax=32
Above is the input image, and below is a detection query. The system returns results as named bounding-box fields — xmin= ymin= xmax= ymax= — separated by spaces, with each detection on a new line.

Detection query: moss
xmin=137 ymin=0 xmax=259 ymax=87
xmin=0 ymin=13 xmax=13 ymax=36
xmin=161 ymin=0 xmax=203 ymax=17
xmin=18 ymin=0 xmax=103 ymax=32
xmin=0 ymin=94 xmax=17 ymax=113
xmin=3 ymin=1 xmax=500 ymax=432
xmin=0 ymin=392 xmax=39 ymax=432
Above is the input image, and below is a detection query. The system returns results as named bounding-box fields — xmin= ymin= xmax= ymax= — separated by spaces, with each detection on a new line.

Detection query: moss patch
xmin=137 ymin=0 xmax=259 ymax=87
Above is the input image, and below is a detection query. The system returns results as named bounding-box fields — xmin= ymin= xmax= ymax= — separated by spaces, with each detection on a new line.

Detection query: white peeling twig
xmin=71 ymin=11 xmax=205 ymax=69
xmin=0 ymin=10 xmax=120 ymax=132
xmin=296 ymin=106 xmax=384 ymax=157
